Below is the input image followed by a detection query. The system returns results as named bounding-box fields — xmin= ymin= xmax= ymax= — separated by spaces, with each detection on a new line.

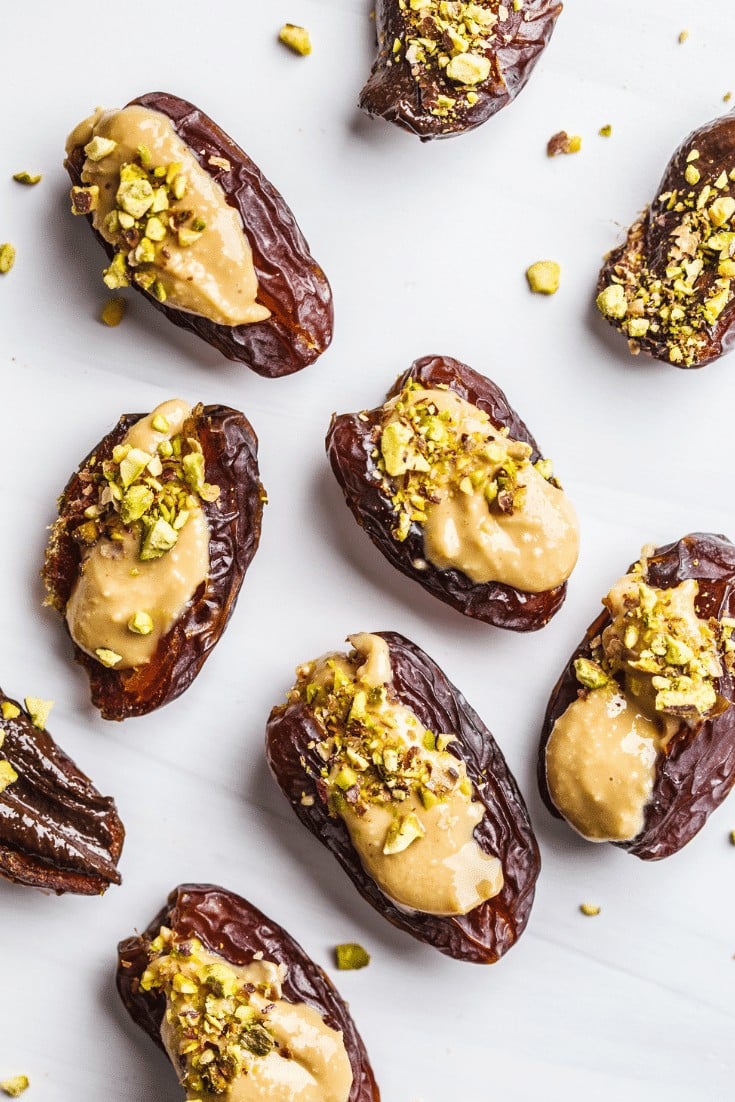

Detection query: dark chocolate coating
xmin=326 ymin=354 xmax=569 ymax=631
xmin=0 ymin=690 xmax=124 ymax=894
xmin=597 ymin=111 xmax=735 ymax=367
xmin=538 ymin=534 xmax=735 ymax=859
xmin=65 ymin=92 xmax=333 ymax=377
xmin=117 ymin=883 xmax=380 ymax=1102
xmin=43 ymin=404 xmax=264 ymax=720
xmin=266 ymin=631 xmax=540 ymax=963
xmin=359 ymin=0 xmax=563 ymax=141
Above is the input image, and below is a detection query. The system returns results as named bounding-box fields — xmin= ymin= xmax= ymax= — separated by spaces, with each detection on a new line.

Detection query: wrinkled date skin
xmin=598 ymin=112 xmax=735 ymax=367
xmin=266 ymin=632 xmax=540 ymax=963
xmin=43 ymin=404 xmax=264 ymax=721
xmin=65 ymin=92 xmax=333 ymax=377
xmin=0 ymin=690 xmax=124 ymax=894
xmin=327 ymin=354 xmax=568 ymax=631
xmin=538 ymin=534 xmax=735 ymax=860
xmin=117 ymin=883 xmax=380 ymax=1102
xmin=359 ymin=0 xmax=563 ymax=140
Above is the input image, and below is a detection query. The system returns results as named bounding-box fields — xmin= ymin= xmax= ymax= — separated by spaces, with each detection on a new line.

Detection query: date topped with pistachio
xmin=359 ymin=0 xmax=563 ymax=140
xmin=327 ymin=355 xmax=579 ymax=631
xmin=117 ymin=884 xmax=380 ymax=1101
xmin=539 ymin=534 xmax=735 ymax=860
xmin=65 ymin=94 xmax=333 ymax=376
xmin=267 ymin=631 xmax=540 ymax=963
xmin=0 ymin=688 xmax=124 ymax=894
xmin=597 ymin=110 xmax=735 ymax=367
xmin=44 ymin=400 xmax=265 ymax=720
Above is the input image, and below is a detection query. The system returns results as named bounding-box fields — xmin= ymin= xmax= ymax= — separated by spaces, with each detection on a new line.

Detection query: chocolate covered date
xmin=266 ymin=631 xmax=540 ymax=963
xmin=43 ymin=399 xmax=265 ymax=720
xmin=117 ymin=883 xmax=380 ymax=1102
xmin=359 ymin=0 xmax=563 ymax=141
xmin=597 ymin=111 xmax=735 ymax=367
xmin=0 ymin=691 xmax=123 ymax=894
xmin=538 ymin=534 xmax=735 ymax=859
xmin=65 ymin=92 xmax=333 ymax=377
xmin=327 ymin=355 xmax=579 ymax=631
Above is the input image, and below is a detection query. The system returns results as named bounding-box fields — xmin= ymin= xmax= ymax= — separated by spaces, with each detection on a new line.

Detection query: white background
xmin=1 ymin=2 xmax=735 ymax=1099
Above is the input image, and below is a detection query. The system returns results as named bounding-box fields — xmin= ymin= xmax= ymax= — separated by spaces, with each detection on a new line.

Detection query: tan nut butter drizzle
xmin=316 ymin=633 xmax=503 ymax=915
xmin=545 ymin=575 xmax=716 ymax=842
xmin=159 ymin=950 xmax=352 ymax=1102
xmin=66 ymin=399 xmax=209 ymax=669
xmin=67 ymin=106 xmax=271 ymax=326
xmin=387 ymin=389 xmax=579 ymax=592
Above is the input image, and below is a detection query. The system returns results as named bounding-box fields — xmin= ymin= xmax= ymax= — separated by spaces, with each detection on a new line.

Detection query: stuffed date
xmin=65 ymin=92 xmax=333 ymax=377
xmin=117 ymin=883 xmax=380 ymax=1102
xmin=326 ymin=355 xmax=579 ymax=631
xmin=538 ymin=533 xmax=735 ymax=859
xmin=43 ymin=399 xmax=265 ymax=720
xmin=266 ymin=631 xmax=540 ymax=963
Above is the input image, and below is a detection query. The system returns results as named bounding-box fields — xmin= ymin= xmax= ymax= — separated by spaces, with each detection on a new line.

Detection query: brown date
xmin=538 ymin=533 xmax=735 ymax=859
xmin=43 ymin=403 xmax=265 ymax=720
xmin=0 ymin=690 xmax=124 ymax=894
xmin=266 ymin=631 xmax=540 ymax=964
xmin=65 ymin=92 xmax=333 ymax=377
xmin=359 ymin=0 xmax=563 ymax=141
xmin=117 ymin=883 xmax=380 ymax=1102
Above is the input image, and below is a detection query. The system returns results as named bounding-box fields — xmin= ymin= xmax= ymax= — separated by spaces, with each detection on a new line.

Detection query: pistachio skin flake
xmin=327 ymin=354 xmax=570 ymax=631
xmin=335 ymin=943 xmax=371 ymax=970
xmin=267 ymin=631 xmax=540 ymax=964
xmin=539 ymin=534 xmax=735 ymax=860
xmin=65 ymin=92 xmax=332 ymax=378
xmin=359 ymin=0 xmax=563 ymax=140
xmin=116 ymin=884 xmax=380 ymax=1102
xmin=597 ymin=110 xmax=735 ymax=367
xmin=43 ymin=404 xmax=265 ymax=720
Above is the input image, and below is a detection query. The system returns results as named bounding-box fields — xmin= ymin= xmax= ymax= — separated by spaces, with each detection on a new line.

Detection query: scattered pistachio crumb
xmin=598 ymin=124 xmax=612 ymax=138
xmin=0 ymin=244 xmax=16 ymax=274
xmin=580 ymin=903 xmax=601 ymax=917
xmin=678 ymin=29 xmax=689 ymax=44
xmin=95 ymin=648 xmax=123 ymax=668
xmin=547 ymin=131 xmax=582 ymax=157
xmin=526 ymin=260 xmax=561 ymax=295
xmin=724 ymin=92 xmax=732 ymax=104
xmin=101 ymin=297 xmax=126 ymax=327
xmin=279 ymin=23 xmax=312 ymax=55
xmin=128 ymin=610 xmax=153 ymax=636
xmin=729 ymin=829 xmax=735 ymax=846
xmin=0 ymin=1076 xmax=29 ymax=1097
xmin=23 ymin=697 xmax=53 ymax=730
xmin=0 ymin=702 xmax=20 ymax=721
xmin=0 ymin=761 xmax=19 ymax=793
xmin=12 ymin=172 xmax=41 ymax=185
xmin=335 ymin=943 xmax=371 ymax=970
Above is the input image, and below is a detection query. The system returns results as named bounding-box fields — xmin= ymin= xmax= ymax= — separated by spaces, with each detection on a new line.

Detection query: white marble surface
xmin=1 ymin=1 xmax=735 ymax=1098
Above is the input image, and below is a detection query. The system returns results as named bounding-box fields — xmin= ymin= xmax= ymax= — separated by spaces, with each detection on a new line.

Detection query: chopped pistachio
xmin=0 ymin=244 xmax=16 ymax=274
xmin=383 ymin=811 xmax=425 ymax=855
xmin=574 ymin=658 xmax=610 ymax=690
xmin=102 ymin=252 xmax=130 ymax=290
xmin=119 ymin=448 xmax=152 ymax=488
xmin=335 ymin=943 xmax=371 ymax=970
xmin=596 ymin=282 xmax=628 ymax=320
xmin=685 ymin=163 xmax=701 ymax=186
xmin=128 ymin=610 xmax=154 ymax=635
xmin=279 ymin=23 xmax=312 ymax=55
xmin=598 ymin=124 xmax=612 ymax=138
xmin=730 ymin=829 xmax=735 ymax=846
xmin=526 ymin=260 xmax=561 ymax=295
xmin=580 ymin=902 xmax=601 ymax=916
xmin=139 ymin=517 xmax=178 ymax=560
xmin=116 ymin=174 xmax=154 ymax=219
xmin=678 ymin=29 xmax=689 ymax=44
xmin=0 ymin=760 xmax=19 ymax=792
xmin=23 ymin=697 xmax=53 ymax=730
xmin=177 ymin=227 xmax=203 ymax=248
xmin=95 ymin=649 xmax=123 ymax=668
xmin=1 ymin=702 xmax=20 ymax=721
xmin=70 ymin=184 xmax=99 ymax=215
xmin=547 ymin=130 xmax=582 ymax=156
xmin=12 ymin=171 xmax=41 ymax=185
xmin=151 ymin=413 xmax=169 ymax=433
xmin=100 ymin=296 xmax=126 ymax=327
xmin=84 ymin=135 xmax=117 ymax=161
xmin=0 ymin=1076 xmax=29 ymax=1097
xmin=445 ymin=52 xmax=490 ymax=85
xmin=145 ymin=216 xmax=167 ymax=242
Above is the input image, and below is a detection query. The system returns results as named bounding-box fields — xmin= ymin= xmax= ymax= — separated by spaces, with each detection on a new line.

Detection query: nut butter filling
xmin=143 ymin=928 xmax=352 ymax=1102
xmin=377 ymin=385 xmax=579 ymax=593
xmin=292 ymin=632 xmax=503 ymax=915
xmin=545 ymin=559 xmax=733 ymax=842
xmin=66 ymin=399 xmax=211 ymax=670
xmin=67 ymin=105 xmax=271 ymax=326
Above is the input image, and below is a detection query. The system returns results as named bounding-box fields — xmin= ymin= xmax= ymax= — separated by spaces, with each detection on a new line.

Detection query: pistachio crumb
xmin=580 ymin=903 xmax=601 ymax=917
xmin=547 ymin=131 xmax=582 ymax=157
xmin=23 ymin=697 xmax=53 ymax=730
xmin=678 ymin=29 xmax=689 ymax=44
xmin=526 ymin=260 xmax=561 ymax=295
xmin=128 ymin=610 xmax=154 ymax=636
xmin=12 ymin=172 xmax=41 ymax=185
xmin=598 ymin=124 xmax=612 ymax=138
xmin=0 ymin=761 xmax=19 ymax=793
xmin=279 ymin=23 xmax=312 ymax=55
xmin=0 ymin=1076 xmax=29 ymax=1097
xmin=724 ymin=92 xmax=732 ymax=104
xmin=95 ymin=648 xmax=123 ymax=668
xmin=0 ymin=702 xmax=20 ymax=721
xmin=101 ymin=297 xmax=126 ymax=327
xmin=0 ymin=244 xmax=16 ymax=274
xmin=729 ymin=829 xmax=735 ymax=846
xmin=84 ymin=135 xmax=117 ymax=161
xmin=335 ymin=943 xmax=371 ymax=970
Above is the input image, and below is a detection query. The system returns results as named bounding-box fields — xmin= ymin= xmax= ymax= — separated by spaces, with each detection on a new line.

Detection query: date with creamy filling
xmin=376 ymin=382 xmax=579 ymax=593
xmin=67 ymin=105 xmax=271 ymax=327
xmin=545 ymin=550 xmax=735 ymax=844
xmin=289 ymin=632 xmax=503 ymax=916
xmin=140 ymin=926 xmax=352 ymax=1102
xmin=61 ymin=399 xmax=217 ymax=671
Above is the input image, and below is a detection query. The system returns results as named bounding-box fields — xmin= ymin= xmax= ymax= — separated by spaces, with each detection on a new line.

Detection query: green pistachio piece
xmin=445 ymin=52 xmax=491 ymax=85
xmin=134 ymin=237 xmax=156 ymax=264
xmin=380 ymin=421 xmax=430 ymax=476
xmin=103 ymin=252 xmax=130 ymax=290
xmin=573 ymin=657 xmax=610 ymax=690
xmin=335 ymin=943 xmax=370 ymax=970
xmin=382 ymin=811 xmax=425 ymax=855
xmin=70 ymin=184 xmax=99 ymax=215
xmin=0 ymin=702 xmax=20 ymax=720
xmin=526 ymin=260 xmax=561 ymax=295
xmin=24 ymin=697 xmax=53 ymax=729
xmin=128 ymin=611 xmax=154 ymax=635
xmin=145 ymin=216 xmax=167 ymax=242
xmin=0 ymin=760 xmax=19 ymax=792
xmin=279 ymin=23 xmax=312 ymax=55
xmin=95 ymin=649 xmax=123 ymax=668
xmin=596 ymin=283 xmax=628 ymax=319
xmin=177 ymin=227 xmax=203 ymax=248
xmin=12 ymin=171 xmax=41 ymax=185
xmin=151 ymin=413 xmax=170 ymax=433
xmin=334 ymin=766 xmax=357 ymax=790
xmin=120 ymin=484 xmax=154 ymax=524
xmin=0 ymin=243 xmax=15 ymax=274
xmin=119 ymin=448 xmax=153 ymax=488
xmin=139 ymin=517 xmax=178 ymax=560
xmin=101 ymin=296 xmax=126 ymax=327
xmin=84 ymin=135 xmax=117 ymax=161
xmin=116 ymin=174 xmax=154 ymax=219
